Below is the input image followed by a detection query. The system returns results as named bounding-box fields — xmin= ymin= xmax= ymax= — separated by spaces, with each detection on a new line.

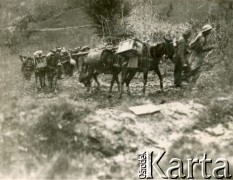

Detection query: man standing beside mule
xmin=188 ymin=24 xmax=216 ymax=83
xmin=173 ymin=29 xmax=192 ymax=87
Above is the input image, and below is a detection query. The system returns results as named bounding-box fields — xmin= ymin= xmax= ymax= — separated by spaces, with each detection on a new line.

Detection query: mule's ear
xmin=19 ymin=55 xmax=24 ymax=62
xmin=163 ymin=36 xmax=170 ymax=42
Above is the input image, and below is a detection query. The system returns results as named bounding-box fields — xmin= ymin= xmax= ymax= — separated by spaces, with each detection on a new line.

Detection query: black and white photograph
xmin=0 ymin=0 xmax=233 ymax=179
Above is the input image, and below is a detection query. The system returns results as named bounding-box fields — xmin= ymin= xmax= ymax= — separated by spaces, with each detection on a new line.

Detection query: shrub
xmin=31 ymin=100 xmax=93 ymax=157
xmin=192 ymin=96 xmax=233 ymax=130
xmin=81 ymin=0 xmax=132 ymax=38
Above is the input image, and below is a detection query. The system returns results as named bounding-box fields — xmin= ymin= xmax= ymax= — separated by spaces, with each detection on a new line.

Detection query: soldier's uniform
xmin=188 ymin=24 xmax=214 ymax=82
xmin=173 ymin=29 xmax=191 ymax=87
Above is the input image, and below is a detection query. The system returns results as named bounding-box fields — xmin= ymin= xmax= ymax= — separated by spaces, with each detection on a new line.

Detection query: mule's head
xmin=163 ymin=37 xmax=174 ymax=60
xmin=46 ymin=52 xmax=59 ymax=67
xmin=21 ymin=57 xmax=34 ymax=80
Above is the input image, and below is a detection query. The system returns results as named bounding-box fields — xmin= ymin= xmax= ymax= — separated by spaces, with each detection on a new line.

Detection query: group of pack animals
xmin=19 ymin=37 xmax=175 ymax=98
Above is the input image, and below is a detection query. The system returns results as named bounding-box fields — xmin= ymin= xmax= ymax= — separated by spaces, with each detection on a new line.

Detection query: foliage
xmin=81 ymin=0 xmax=132 ymax=39
xmin=192 ymin=95 xmax=233 ymax=131
xmin=125 ymin=0 xmax=190 ymax=42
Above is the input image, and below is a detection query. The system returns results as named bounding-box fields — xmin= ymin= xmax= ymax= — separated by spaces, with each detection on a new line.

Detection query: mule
xmin=34 ymin=55 xmax=47 ymax=91
xmin=19 ymin=55 xmax=34 ymax=80
xmin=79 ymin=48 xmax=121 ymax=93
xmin=46 ymin=52 xmax=61 ymax=92
xmin=149 ymin=37 xmax=174 ymax=90
xmin=118 ymin=38 xmax=174 ymax=98
xmin=119 ymin=41 xmax=150 ymax=98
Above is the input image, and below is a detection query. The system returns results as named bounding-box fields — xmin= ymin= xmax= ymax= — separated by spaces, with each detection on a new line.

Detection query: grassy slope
xmin=24 ymin=8 xmax=97 ymax=53
xmin=30 ymin=8 xmax=91 ymax=28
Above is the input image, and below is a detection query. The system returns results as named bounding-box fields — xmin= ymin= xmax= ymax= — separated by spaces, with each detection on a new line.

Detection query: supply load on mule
xmin=34 ymin=50 xmax=47 ymax=69
xmin=75 ymin=46 xmax=90 ymax=57
xmin=116 ymin=38 xmax=144 ymax=58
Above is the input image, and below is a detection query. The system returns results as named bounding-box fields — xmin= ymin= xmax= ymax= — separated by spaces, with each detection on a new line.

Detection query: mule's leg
xmin=63 ymin=64 xmax=66 ymax=78
xmin=48 ymin=73 xmax=53 ymax=92
xmin=52 ymin=72 xmax=58 ymax=93
xmin=154 ymin=65 xmax=164 ymax=91
xmin=115 ymin=74 xmax=120 ymax=92
xmin=109 ymin=73 xmax=119 ymax=93
xmin=47 ymin=73 xmax=51 ymax=91
xmin=35 ymin=72 xmax=38 ymax=92
xmin=39 ymin=75 xmax=43 ymax=91
xmin=126 ymin=69 xmax=137 ymax=96
xmin=119 ymin=68 xmax=127 ymax=98
xmin=70 ymin=64 xmax=75 ymax=77
xmin=54 ymin=72 xmax=58 ymax=93
xmin=43 ymin=70 xmax=47 ymax=87
xmin=93 ymin=72 xmax=100 ymax=91
xmin=42 ymin=71 xmax=46 ymax=90
xmin=41 ymin=72 xmax=45 ymax=90
xmin=143 ymin=68 xmax=148 ymax=95
xmin=85 ymin=68 xmax=94 ymax=93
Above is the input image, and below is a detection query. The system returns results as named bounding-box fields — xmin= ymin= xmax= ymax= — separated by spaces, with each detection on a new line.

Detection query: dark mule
xmin=34 ymin=53 xmax=47 ymax=91
xmin=119 ymin=42 xmax=150 ymax=98
xmin=46 ymin=52 xmax=61 ymax=92
xmin=149 ymin=38 xmax=174 ymax=90
xmin=19 ymin=55 xmax=34 ymax=80
xmin=79 ymin=48 xmax=121 ymax=93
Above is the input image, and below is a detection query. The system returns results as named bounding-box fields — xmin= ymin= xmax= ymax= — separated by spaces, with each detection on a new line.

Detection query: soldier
xmin=173 ymin=28 xmax=192 ymax=87
xmin=188 ymin=24 xmax=216 ymax=83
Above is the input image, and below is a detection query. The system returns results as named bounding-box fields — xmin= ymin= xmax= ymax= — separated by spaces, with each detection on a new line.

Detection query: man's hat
xmin=183 ymin=29 xmax=192 ymax=36
xmin=202 ymin=24 xmax=213 ymax=32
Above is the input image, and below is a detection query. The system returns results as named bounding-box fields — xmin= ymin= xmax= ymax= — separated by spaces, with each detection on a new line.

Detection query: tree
xmin=81 ymin=0 xmax=131 ymax=39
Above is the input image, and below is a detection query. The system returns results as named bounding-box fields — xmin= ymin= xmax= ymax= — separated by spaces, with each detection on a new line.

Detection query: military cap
xmin=202 ymin=24 xmax=213 ymax=32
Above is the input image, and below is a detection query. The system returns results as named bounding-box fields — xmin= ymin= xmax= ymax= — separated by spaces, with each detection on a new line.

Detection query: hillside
xmin=30 ymin=8 xmax=90 ymax=29
xmin=25 ymin=8 xmax=97 ymax=52
xmin=0 ymin=0 xmax=96 ymax=52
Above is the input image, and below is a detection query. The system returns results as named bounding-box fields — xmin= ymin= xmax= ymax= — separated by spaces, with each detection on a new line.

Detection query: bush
xmin=81 ymin=0 xmax=132 ymax=37
xmin=192 ymin=96 xmax=233 ymax=130
xmin=31 ymin=100 xmax=93 ymax=156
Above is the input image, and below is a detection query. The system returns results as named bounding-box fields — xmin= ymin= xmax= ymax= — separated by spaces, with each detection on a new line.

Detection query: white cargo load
xmin=116 ymin=39 xmax=143 ymax=58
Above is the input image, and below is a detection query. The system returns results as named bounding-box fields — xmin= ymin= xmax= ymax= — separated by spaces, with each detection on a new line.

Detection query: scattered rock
xmin=205 ymin=124 xmax=226 ymax=136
